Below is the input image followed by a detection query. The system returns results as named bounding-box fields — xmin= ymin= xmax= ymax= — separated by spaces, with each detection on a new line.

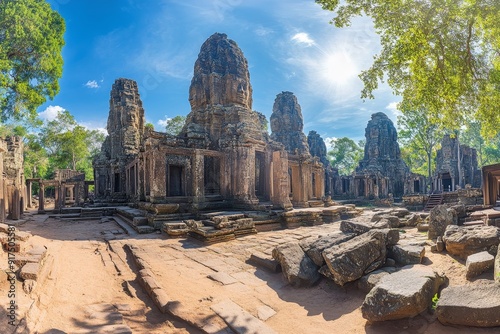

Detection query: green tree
xmin=398 ymin=108 xmax=443 ymax=178
xmin=164 ymin=115 xmax=186 ymax=136
xmin=328 ymin=137 xmax=363 ymax=175
xmin=0 ymin=0 xmax=65 ymax=121
xmin=316 ymin=0 xmax=500 ymax=136
xmin=39 ymin=110 xmax=104 ymax=178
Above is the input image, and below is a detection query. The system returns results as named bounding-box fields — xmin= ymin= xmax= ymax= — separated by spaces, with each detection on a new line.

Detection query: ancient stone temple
xmin=98 ymin=33 xmax=335 ymax=214
xmin=352 ymin=112 xmax=425 ymax=198
xmin=270 ymin=92 xmax=325 ymax=207
xmin=93 ymin=78 xmax=145 ymax=201
xmin=307 ymin=130 xmax=339 ymax=198
xmin=0 ymin=136 xmax=27 ymax=221
xmin=432 ymin=134 xmax=481 ymax=192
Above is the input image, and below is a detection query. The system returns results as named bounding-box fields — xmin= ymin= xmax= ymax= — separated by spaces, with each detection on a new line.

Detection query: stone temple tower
xmin=93 ymin=78 xmax=145 ymax=199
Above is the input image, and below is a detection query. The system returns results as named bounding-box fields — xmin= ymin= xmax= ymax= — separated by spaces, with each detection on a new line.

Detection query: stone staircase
xmin=424 ymin=193 xmax=443 ymax=212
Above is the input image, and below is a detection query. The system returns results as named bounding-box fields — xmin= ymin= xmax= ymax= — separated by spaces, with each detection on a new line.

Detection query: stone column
xmin=26 ymin=180 xmax=32 ymax=208
xmin=271 ymin=150 xmax=293 ymax=210
xmin=54 ymin=184 xmax=60 ymax=211
xmin=191 ymin=150 xmax=204 ymax=211
xmin=10 ymin=188 xmax=20 ymax=220
xmin=38 ymin=183 xmax=45 ymax=214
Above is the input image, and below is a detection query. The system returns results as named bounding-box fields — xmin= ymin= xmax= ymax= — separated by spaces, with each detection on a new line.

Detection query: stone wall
xmin=1 ymin=136 xmax=27 ymax=220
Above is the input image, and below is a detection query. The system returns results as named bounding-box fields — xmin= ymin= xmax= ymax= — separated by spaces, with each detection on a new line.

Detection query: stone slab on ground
xmin=211 ymin=299 xmax=278 ymax=334
xmin=248 ymin=251 xmax=281 ymax=273
xmin=257 ymin=305 xmax=277 ymax=321
xmin=272 ymin=242 xmax=320 ymax=287
xmin=466 ymin=251 xmax=494 ymax=280
xmin=299 ymin=231 xmax=355 ymax=266
xmin=208 ymin=272 xmax=239 ymax=285
xmin=436 ymin=280 xmax=500 ymax=327
xmin=389 ymin=244 xmax=425 ymax=265
xmin=362 ymin=264 xmax=446 ymax=322
xmin=443 ymin=225 xmax=500 ymax=259
xmin=322 ymin=230 xmax=387 ymax=286
xmin=20 ymin=262 xmax=40 ymax=281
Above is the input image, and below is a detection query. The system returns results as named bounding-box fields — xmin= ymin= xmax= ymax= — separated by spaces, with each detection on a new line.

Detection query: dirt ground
xmin=1 ymin=208 xmax=499 ymax=334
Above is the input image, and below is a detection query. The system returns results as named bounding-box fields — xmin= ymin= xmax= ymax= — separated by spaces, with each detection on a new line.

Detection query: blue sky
xmin=41 ymin=0 xmax=400 ymax=145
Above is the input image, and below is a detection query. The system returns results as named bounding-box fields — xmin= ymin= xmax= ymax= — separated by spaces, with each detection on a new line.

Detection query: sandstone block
xmin=20 ymin=262 xmax=40 ymax=281
xmin=272 ymin=242 xmax=320 ymax=287
xmin=389 ymin=244 xmax=425 ymax=265
xmin=299 ymin=232 xmax=355 ymax=266
xmin=443 ymin=225 xmax=500 ymax=259
xmin=466 ymin=251 xmax=494 ymax=280
xmin=340 ymin=220 xmax=371 ymax=235
xmin=362 ymin=265 xmax=446 ymax=321
xmin=437 ymin=280 xmax=500 ymax=327
xmin=322 ymin=230 xmax=387 ymax=286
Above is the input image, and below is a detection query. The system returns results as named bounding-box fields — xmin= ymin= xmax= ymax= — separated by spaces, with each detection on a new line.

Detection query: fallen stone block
xmin=429 ymin=205 xmax=454 ymax=239
xmin=443 ymin=225 xmax=500 ymax=259
xmin=322 ymin=230 xmax=387 ymax=286
xmin=495 ymin=247 xmax=500 ymax=283
xmin=357 ymin=268 xmax=395 ymax=293
xmin=340 ymin=220 xmax=372 ymax=235
xmin=362 ymin=265 xmax=446 ymax=321
xmin=248 ymin=251 xmax=281 ymax=273
xmin=466 ymin=251 xmax=494 ymax=280
xmin=140 ymin=275 xmax=160 ymax=295
xmin=211 ymin=299 xmax=278 ymax=334
xmin=388 ymin=244 xmax=425 ymax=265
xmin=152 ymin=289 xmax=170 ymax=314
xmin=437 ymin=280 xmax=500 ymax=327
xmin=299 ymin=232 xmax=355 ymax=266
xmin=272 ymin=242 xmax=320 ymax=287
xmin=20 ymin=262 xmax=40 ymax=281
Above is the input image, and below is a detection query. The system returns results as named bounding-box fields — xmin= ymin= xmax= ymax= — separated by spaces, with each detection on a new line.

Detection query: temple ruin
xmin=0 ymin=136 xmax=27 ymax=221
xmin=93 ymin=33 xmax=334 ymax=216
xmin=334 ymin=112 xmax=426 ymax=200
xmin=432 ymin=134 xmax=481 ymax=192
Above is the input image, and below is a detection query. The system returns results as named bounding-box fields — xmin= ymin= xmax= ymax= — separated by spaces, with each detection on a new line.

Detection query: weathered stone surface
xmin=272 ymin=242 xmax=320 ymax=287
xmin=362 ymin=265 xmax=446 ymax=322
xmin=307 ymin=130 xmax=329 ymax=167
xmin=211 ymin=299 xmax=278 ymax=334
xmin=495 ymin=246 xmax=500 ymax=283
xmin=434 ymin=134 xmax=481 ymax=190
xmin=189 ymin=33 xmax=252 ymax=110
xmin=23 ymin=279 xmax=36 ymax=294
xmin=443 ymin=225 xmax=500 ymax=259
xmin=388 ymin=244 xmax=425 ymax=265
xmin=340 ymin=220 xmax=372 ymax=235
xmin=270 ymin=91 xmax=310 ymax=155
xmin=429 ymin=205 xmax=454 ymax=239
xmin=355 ymin=112 xmax=410 ymax=198
xmin=357 ymin=268 xmax=396 ymax=293
xmin=404 ymin=213 xmax=423 ymax=227
xmin=20 ymin=262 xmax=40 ymax=281
xmin=299 ymin=232 xmax=355 ymax=266
xmin=465 ymin=251 xmax=494 ymax=280
xmin=437 ymin=280 xmax=500 ymax=327
xmin=248 ymin=251 xmax=281 ymax=273
xmin=322 ymin=231 xmax=387 ymax=286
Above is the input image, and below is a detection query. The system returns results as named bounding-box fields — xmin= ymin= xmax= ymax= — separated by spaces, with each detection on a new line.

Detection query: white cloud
xmin=39 ymin=105 xmax=64 ymax=121
xmin=386 ymin=101 xmax=402 ymax=122
xmin=291 ymin=32 xmax=315 ymax=47
xmin=157 ymin=116 xmax=171 ymax=128
xmin=324 ymin=136 xmax=337 ymax=151
xmin=255 ymin=26 xmax=274 ymax=37
xmin=85 ymin=80 xmax=100 ymax=89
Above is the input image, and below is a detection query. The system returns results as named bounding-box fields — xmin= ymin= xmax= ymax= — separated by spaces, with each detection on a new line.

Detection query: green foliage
xmin=431 ymin=293 xmax=439 ymax=310
xmin=0 ymin=0 xmax=65 ymax=121
xmin=398 ymin=108 xmax=443 ymax=178
xmin=460 ymin=120 xmax=500 ymax=167
xmin=164 ymin=115 xmax=186 ymax=136
xmin=316 ymin=0 xmax=500 ymax=136
xmin=145 ymin=122 xmax=154 ymax=131
xmin=328 ymin=137 xmax=363 ymax=175
xmin=39 ymin=110 xmax=104 ymax=174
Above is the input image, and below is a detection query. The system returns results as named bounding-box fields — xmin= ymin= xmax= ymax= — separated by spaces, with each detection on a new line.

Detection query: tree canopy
xmin=164 ymin=115 xmax=186 ymax=136
xmin=328 ymin=137 xmax=364 ymax=175
xmin=316 ymin=0 xmax=500 ymax=136
xmin=0 ymin=0 xmax=65 ymax=121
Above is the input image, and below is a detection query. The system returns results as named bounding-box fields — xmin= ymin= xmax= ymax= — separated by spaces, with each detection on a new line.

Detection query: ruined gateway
xmin=94 ymin=33 xmax=332 ymax=213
